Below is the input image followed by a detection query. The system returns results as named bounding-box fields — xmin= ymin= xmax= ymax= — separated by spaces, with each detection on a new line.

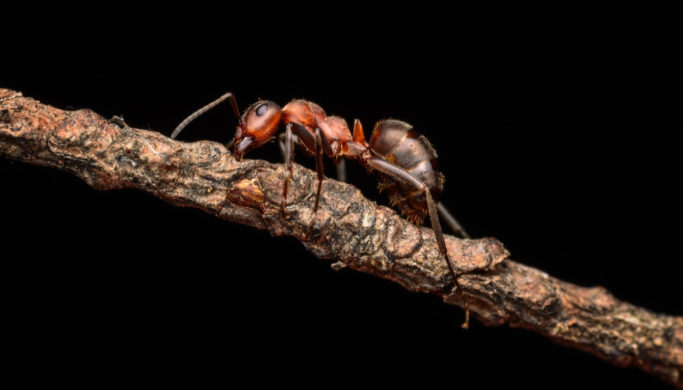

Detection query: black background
xmin=2 ymin=32 xmax=681 ymax=388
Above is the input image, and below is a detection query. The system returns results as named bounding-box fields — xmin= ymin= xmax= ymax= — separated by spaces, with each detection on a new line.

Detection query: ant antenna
xmin=171 ymin=92 xmax=242 ymax=139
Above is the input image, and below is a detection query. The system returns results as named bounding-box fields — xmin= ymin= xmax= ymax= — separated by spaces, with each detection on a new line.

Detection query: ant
xmin=171 ymin=92 xmax=472 ymax=328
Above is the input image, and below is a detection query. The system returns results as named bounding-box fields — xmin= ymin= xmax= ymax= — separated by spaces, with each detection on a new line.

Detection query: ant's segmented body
xmin=171 ymin=92 xmax=472 ymax=328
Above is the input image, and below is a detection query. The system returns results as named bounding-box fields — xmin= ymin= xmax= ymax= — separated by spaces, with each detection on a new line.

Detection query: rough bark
xmin=1 ymin=88 xmax=681 ymax=388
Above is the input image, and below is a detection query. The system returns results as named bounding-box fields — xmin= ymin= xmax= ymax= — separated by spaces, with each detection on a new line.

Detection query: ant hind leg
xmin=437 ymin=202 xmax=470 ymax=239
xmin=425 ymin=189 xmax=470 ymax=329
xmin=364 ymin=157 xmax=471 ymax=329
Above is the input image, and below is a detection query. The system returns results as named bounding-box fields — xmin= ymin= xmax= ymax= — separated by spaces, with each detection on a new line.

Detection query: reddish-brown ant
xmin=171 ymin=92 xmax=472 ymax=328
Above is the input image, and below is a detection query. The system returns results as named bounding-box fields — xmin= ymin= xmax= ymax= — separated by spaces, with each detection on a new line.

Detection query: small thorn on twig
xmin=331 ymin=261 xmax=347 ymax=271
xmin=109 ymin=115 xmax=129 ymax=129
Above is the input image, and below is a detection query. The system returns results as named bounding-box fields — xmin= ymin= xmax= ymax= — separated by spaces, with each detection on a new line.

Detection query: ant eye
xmin=255 ymin=103 xmax=268 ymax=117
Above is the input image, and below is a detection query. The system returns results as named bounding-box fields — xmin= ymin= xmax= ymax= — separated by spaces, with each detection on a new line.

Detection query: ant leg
xmin=365 ymin=157 xmax=471 ymax=329
xmin=278 ymin=124 xmax=331 ymax=215
xmin=278 ymin=133 xmax=288 ymax=161
xmin=171 ymin=92 xmax=242 ymax=140
xmin=279 ymin=122 xmax=329 ymax=216
xmin=278 ymin=133 xmax=301 ymax=162
xmin=336 ymin=158 xmax=347 ymax=182
xmin=437 ymin=202 xmax=470 ymax=238
xmin=281 ymin=123 xmax=294 ymax=217
xmin=313 ymin=128 xmax=325 ymax=213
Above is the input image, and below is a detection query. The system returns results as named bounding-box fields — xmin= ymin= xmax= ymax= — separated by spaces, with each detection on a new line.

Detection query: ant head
xmin=233 ymin=100 xmax=282 ymax=160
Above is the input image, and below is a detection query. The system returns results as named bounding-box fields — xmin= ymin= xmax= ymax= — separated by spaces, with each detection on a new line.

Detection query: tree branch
xmin=1 ymin=88 xmax=681 ymax=388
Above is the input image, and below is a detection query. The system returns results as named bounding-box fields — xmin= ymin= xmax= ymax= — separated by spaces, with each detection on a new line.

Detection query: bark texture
xmin=1 ymin=88 xmax=681 ymax=388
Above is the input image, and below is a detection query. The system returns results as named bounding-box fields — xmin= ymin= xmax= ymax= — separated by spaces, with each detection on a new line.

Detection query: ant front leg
xmin=281 ymin=123 xmax=295 ymax=217
xmin=278 ymin=123 xmax=332 ymax=218
xmin=278 ymin=132 xmax=294 ymax=162
xmin=364 ymin=157 xmax=471 ymax=329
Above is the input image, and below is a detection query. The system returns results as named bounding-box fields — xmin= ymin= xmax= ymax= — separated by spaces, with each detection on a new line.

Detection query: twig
xmin=1 ymin=88 xmax=681 ymax=388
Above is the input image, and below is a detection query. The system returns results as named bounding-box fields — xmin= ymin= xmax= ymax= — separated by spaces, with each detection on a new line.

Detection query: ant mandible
xmin=171 ymin=92 xmax=472 ymax=328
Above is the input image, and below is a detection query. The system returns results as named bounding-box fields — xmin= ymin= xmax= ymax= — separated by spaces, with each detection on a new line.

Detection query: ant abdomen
xmin=369 ymin=119 xmax=445 ymax=224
